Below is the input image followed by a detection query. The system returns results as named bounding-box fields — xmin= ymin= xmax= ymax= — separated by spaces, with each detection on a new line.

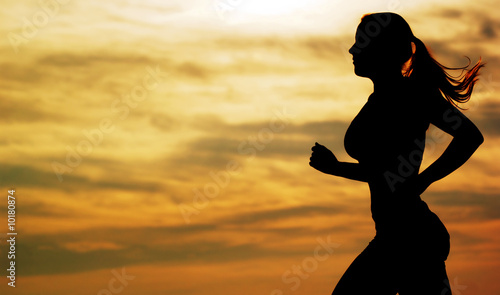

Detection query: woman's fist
xmin=309 ymin=142 xmax=339 ymax=174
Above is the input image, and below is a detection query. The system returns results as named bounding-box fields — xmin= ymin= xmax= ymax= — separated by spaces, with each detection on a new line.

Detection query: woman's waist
xmin=370 ymin=199 xmax=449 ymax=238
xmin=364 ymin=163 xmax=423 ymax=200
xmin=368 ymin=189 xmax=428 ymax=227
xmin=370 ymin=194 xmax=426 ymax=222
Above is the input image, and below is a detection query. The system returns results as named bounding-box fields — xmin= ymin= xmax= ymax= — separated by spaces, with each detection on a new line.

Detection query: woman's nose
xmin=349 ymin=43 xmax=360 ymax=56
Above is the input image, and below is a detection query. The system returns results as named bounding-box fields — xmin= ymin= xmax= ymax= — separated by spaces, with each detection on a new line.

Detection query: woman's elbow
xmin=467 ymin=126 xmax=484 ymax=148
xmin=475 ymin=130 xmax=484 ymax=146
xmin=456 ymin=124 xmax=484 ymax=148
xmin=471 ymin=123 xmax=484 ymax=146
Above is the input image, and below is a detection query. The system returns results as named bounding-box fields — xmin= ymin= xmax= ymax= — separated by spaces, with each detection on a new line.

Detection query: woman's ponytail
xmin=407 ymin=36 xmax=485 ymax=109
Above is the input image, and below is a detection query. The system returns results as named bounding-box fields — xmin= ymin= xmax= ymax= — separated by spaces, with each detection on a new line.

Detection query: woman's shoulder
xmin=402 ymin=80 xmax=444 ymax=108
xmin=403 ymin=81 xmax=459 ymax=128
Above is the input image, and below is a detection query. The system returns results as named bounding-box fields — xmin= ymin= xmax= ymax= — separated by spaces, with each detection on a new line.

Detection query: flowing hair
xmin=405 ymin=36 xmax=485 ymax=109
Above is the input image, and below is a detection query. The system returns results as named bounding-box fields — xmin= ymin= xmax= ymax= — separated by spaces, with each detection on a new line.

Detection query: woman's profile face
xmin=349 ymin=16 xmax=413 ymax=79
xmin=348 ymin=23 xmax=387 ymax=79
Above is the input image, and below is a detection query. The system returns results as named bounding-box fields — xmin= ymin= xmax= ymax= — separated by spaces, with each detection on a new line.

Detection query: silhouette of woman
xmin=309 ymin=12 xmax=484 ymax=295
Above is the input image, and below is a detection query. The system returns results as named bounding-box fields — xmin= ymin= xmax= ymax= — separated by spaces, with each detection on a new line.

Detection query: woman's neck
xmin=371 ymin=71 xmax=406 ymax=95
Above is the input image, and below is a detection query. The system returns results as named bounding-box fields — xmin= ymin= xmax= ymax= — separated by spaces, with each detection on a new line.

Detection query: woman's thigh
xmin=331 ymin=237 xmax=451 ymax=295
xmin=331 ymin=239 xmax=399 ymax=295
xmin=398 ymin=260 xmax=451 ymax=295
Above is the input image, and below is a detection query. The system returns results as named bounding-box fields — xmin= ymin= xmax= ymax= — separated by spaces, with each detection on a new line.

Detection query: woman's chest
xmin=344 ymin=97 xmax=424 ymax=160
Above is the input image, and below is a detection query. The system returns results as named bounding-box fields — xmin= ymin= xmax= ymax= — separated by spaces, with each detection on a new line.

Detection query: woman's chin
xmin=353 ymin=67 xmax=370 ymax=78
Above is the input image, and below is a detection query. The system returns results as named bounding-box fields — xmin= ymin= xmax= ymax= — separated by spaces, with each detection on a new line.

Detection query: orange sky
xmin=0 ymin=0 xmax=499 ymax=294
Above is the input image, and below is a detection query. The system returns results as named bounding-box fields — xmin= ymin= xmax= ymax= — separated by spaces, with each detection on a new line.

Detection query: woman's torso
xmin=344 ymin=80 xmax=431 ymax=227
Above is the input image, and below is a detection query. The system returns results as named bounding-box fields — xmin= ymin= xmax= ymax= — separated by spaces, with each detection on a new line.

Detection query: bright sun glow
xmin=235 ymin=0 xmax=321 ymax=16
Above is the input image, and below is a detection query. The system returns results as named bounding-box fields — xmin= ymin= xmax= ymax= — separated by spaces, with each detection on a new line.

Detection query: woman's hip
xmin=373 ymin=200 xmax=450 ymax=260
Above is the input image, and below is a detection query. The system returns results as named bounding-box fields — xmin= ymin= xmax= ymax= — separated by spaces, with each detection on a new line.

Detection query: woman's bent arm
xmin=418 ymin=123 xmax=483 ymax=192
xmin=330 ymin=162 xmax=369 ymax=182
xmin=309 ymin=142 xmax=369 ymax=182
xmin=417 ymin=96 xmax=484 ymax=192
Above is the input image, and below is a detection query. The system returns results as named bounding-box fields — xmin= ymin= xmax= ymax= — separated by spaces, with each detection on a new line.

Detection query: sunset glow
xmin=0 ymin=0 xmax=499 ymax=294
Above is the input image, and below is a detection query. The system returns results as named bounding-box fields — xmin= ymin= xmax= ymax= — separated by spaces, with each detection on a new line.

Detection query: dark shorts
xmin=332 ymin=201 xmax=452 ymax=295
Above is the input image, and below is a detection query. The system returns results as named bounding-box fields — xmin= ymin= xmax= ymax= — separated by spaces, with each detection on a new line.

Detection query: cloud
xmin=220 ymin=204 xmax=353 ymax=225
xmin=37 ymin=53 xmax=155 ymax=68
xmin=462 ymin=100 xmax=500 ymax=137
xmin=160 ymin=118 xmax=350 ymax=173
xmin=0 ymin=95 xmax=68 ymax=123
xmin=0 ymin=221 xmax=299 ymax=275
xmin=427 ymin=190 xmax=500 ymax=220
xmin=12 ymin=201 xmax=91 ymax=218
xmin=186 ymin=116 xmax=348 ymax=144
xmin=4 ymin=199 xmax=364 ymax=276
xmin=149 ymin=112 xmax=179 ymax=131
xmin=175 ymin=61 xmax=211 ymax=79
xmin=436 ymin=8 xmax=464 ymax=18
xmin=61 ymin=241 xmax=125 ymax=253
xmin=0 ymin=163 xmax=164 ymax=193
xmin=480 ymin=18 xmax=498 ymax=39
